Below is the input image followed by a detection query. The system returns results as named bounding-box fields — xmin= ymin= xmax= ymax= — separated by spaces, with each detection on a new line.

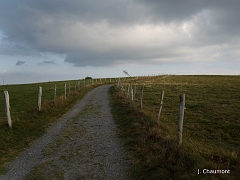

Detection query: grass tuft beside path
xmin=0 ymin=79 xmax=108 ymax=174
xmin=109 ymin=75 xmax=240 ymax=180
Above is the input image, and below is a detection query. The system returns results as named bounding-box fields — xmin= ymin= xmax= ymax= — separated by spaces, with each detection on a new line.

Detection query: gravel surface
xmin=1 ymin=84 xmax=131 ymax=180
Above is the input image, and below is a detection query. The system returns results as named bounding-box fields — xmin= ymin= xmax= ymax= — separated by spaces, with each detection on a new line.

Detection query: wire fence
xmin=0 ymin=77 xmax=123 ymax=128
xmin=117 ymin=78 xmax=240 ymax=153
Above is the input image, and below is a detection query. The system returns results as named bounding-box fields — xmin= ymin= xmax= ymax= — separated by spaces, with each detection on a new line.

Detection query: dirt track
xmin=2 ymin=84 xmax=131 ymax=180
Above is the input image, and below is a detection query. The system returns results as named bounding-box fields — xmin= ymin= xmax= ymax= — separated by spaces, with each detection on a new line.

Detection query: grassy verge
xmin=109 ymin=75 xmax=240 ymax=180
xmin=0 ymin=79 xmax=109 ymax=174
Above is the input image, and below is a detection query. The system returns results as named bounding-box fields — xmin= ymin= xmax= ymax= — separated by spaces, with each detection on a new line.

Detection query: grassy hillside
xmin=0 ymin=78 xmax=113 ymax=174
xmin=110 ymin=75 xmax=240 ymax=180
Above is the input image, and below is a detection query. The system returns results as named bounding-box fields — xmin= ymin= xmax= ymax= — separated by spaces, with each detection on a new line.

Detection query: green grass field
xmin=110 ymin=75 xmax=240 ymax=180
xmin=1 ymin=75 xmax=239 ymax=179
xmin=0 ymin=78 xmax=113 ymax=174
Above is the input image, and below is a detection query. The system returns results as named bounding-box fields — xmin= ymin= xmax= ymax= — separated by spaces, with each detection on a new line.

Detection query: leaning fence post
xmin=4 ymin=91 xmax=12 ymax=128
xmin=38 ymin=87 xmax=42 ymax=111
xmin=178 ymin=93 xmax=186 ymax=146
xmin=157 ymin=90 xmax=164 ymax=122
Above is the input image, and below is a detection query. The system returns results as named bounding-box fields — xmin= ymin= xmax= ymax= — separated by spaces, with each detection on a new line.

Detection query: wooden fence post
xmin=157 ymin=90 xmax=164 ymax=122
xmin=131 ymin=87 xmax=134 ymax=102
xmin=140 ymin=86 xmax=144 ymax=109
xmin=54 ymin=84 xmax=57 ymax=101
xmin=123 ymin=84 xmax=126 ymax=95
xmin=68 ymin=82 xmax=70 ymax=95
xmin=4 ymin=91 xmax=12 ymax=128
xmin=118 ymin=78 xmax=120 ymax=88
xmin=134 ymin=85 xmax=136 ymax=101
xmin=129 ymin=83 xmax=131 ymax=93
xmin=64 ymin=83 xmax=67 ymax=99
xmin=127 ymin=84 xmax=130 ymax=98
xmin=38 ymin=87 xmax=42 ymax=111
xmin=178 ymin=93 xmax=186 ymax=146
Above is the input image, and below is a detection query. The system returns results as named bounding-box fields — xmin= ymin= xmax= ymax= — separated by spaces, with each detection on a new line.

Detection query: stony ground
xmin=1 ymin=84 xmax=131 ymax=180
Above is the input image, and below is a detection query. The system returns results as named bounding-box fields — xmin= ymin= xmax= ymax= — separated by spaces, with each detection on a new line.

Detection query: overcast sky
xmin=1 ymin=0 xmax=240 ymax=84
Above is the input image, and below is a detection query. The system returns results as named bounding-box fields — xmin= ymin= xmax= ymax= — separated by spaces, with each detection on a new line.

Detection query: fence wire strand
xmin=118 ymin=79 xmax=240 ymax=153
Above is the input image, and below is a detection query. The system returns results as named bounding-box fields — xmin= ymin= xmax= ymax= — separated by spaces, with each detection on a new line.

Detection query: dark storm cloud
xmin=65 ymin=50 xmax=141 ymax=67
xmin=16 ymin=60 xmax=25 ymax=66
xmin=65 ymin=47 xmax=184 ymax=67
xmin=0 ymin=0 xmax=240 ymax=67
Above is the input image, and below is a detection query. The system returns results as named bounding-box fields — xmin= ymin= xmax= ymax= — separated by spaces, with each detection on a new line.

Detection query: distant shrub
xmin=85 ymin=76 xmax=92 ymax=79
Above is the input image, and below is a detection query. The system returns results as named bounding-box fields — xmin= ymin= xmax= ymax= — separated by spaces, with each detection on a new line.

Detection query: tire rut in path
xmin=2 ymin=84 xmax=131 ymax=180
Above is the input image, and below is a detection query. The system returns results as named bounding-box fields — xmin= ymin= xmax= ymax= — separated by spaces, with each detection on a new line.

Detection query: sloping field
xmin=110 ymin=75 xmax=240 ymax=179
xmin=0 ymin=78 xmax=112 ymax=174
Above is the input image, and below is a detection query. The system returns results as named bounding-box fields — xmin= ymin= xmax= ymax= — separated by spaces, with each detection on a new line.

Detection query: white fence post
xmin=178 ymin=93 xmax=186 ymax=146
xmin=4 ymin=91 xmax=12 ymax=128
xmin=38 ymin=87 xmax=42 ymax=111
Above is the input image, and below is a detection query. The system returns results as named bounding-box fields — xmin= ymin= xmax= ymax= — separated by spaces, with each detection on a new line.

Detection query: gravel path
xmin=1 ymin=84 xmax=131 ymax=180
